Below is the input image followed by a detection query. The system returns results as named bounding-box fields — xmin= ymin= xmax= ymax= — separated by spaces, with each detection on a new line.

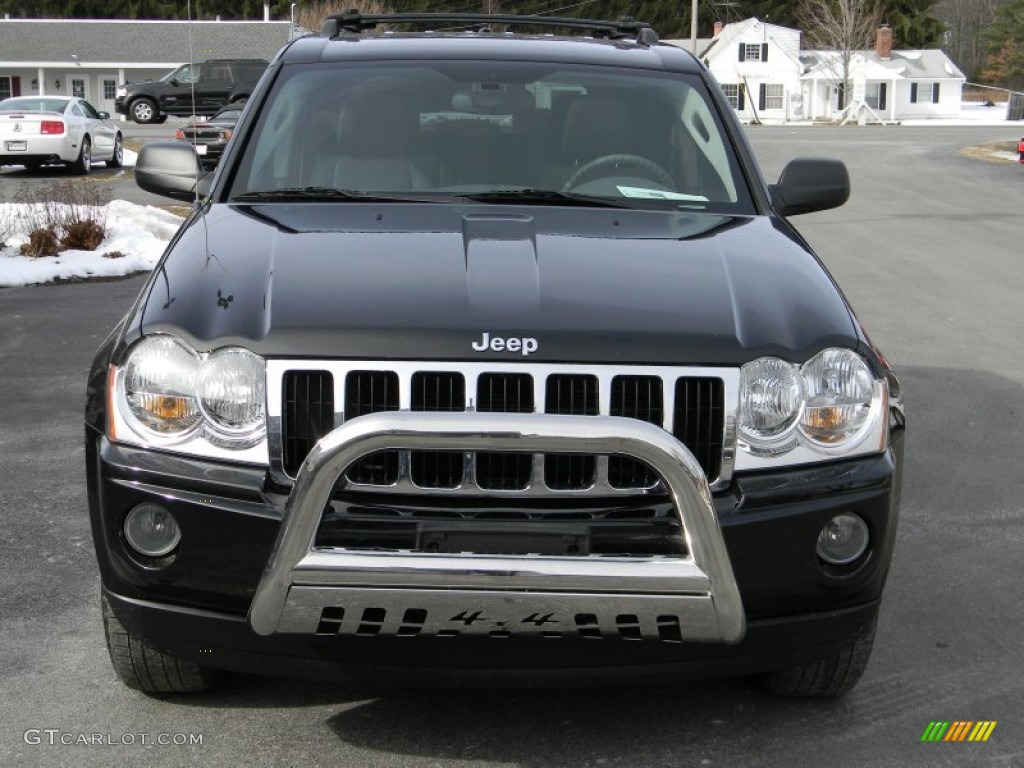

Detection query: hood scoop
xmin=462 ymin=214 xmax=540 ymax=318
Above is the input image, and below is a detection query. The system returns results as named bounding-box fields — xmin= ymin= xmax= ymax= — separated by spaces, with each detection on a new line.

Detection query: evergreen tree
xmin=877 ymin=0 xmax=945 ymax=47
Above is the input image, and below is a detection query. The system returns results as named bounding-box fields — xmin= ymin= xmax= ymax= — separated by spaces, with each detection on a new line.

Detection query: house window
xmin=911 ymin=82 xmax=940 ymax=103
xmin=72 ymin=78 xmax=85 ymax=98
xmin=0 ymin=76 xmax=10 ymax=100
xmin=721 ymin=84 xmax=742 ymax=110
xmin=738 ymin=43 xmax=769 ymax=62
xmin=764 ymin=84 xmax=784 ymax=110
xmin=865 ymin=82 xmax=887 ymax=110
xmin=103 ymin=79 xmax=116 ymax=100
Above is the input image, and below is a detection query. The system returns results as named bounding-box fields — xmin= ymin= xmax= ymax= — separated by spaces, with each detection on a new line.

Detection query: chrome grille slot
xmin=544 ymin=374 xmax=598 ymax=490
xmin=282 ymin=370 xmax=334 ymax=477
xmin=345 ymin=371 xmax=399 ymax=485
xmin=410 ymin=372 xmax=465 ymax=488
xmin=271 ymin=361 xmax=736 ymax=495
xmin=608 ymin=375 xmax=663 ymax=489
xmin=476 ymin=373 xmax=534 ymax=490
xmin=673 ymin=377 xmax=725 ymax=482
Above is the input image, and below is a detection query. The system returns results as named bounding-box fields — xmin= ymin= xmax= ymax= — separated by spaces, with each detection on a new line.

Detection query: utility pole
xmin=690 ymin=0 xmax=698 ymax=53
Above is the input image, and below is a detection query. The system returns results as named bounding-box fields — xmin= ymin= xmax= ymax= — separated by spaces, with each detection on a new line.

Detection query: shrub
xmin=62 ymin=219 xmax=106 ymax=250
xmin=20 ymin=227 xmax=60 ymax=258
xmin=12 ymin=180 xmax=109 ymax=255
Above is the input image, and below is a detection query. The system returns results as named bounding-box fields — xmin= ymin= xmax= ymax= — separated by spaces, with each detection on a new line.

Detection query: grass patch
xmin=961 ymin=142 xmax=1020 ymax=163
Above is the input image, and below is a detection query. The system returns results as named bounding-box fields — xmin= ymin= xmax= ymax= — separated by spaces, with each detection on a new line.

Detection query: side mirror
xmin=135 ymin=142 xmax=209 ymax=202
xmin=98 ymin=111 xmax=110 ymax=120
xmin=169 ymin=78 xmax=180 ymax=87
xmin=770 ymin=158 xmax=850 ymax=216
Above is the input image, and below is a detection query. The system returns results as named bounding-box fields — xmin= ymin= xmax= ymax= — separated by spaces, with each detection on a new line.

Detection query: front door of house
xmin=95 ymin=75 xmax=118 ymax=116
xmin=68 ymin=76 xmax=89 ymax=102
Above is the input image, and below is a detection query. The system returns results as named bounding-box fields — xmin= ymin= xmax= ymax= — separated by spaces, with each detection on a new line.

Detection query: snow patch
xmin=0 ymin=200 xmax=183 ymax=287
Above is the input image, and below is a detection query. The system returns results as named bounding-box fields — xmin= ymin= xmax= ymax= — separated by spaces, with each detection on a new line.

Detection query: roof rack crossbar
xmin=321 ymin=12 xmax=658 ymax=44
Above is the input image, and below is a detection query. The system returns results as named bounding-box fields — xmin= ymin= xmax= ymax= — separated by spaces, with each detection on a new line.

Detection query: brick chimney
xmin=713 ymin=21 xmax=724 ymax=37
xmin=875 ymin=24 xmax=893 ymax=59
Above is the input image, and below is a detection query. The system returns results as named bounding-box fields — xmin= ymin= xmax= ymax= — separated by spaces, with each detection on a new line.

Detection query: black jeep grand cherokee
xmin=86 ymin=13 xmax=904 ymax=697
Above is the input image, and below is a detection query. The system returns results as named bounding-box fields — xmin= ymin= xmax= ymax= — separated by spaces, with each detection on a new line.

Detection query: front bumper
xmin=87 ymin=414 xmax=902 ymax=679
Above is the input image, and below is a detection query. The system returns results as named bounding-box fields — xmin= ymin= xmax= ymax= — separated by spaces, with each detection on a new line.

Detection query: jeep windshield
xmin=229 ymin=60 xmax=755 ymax=213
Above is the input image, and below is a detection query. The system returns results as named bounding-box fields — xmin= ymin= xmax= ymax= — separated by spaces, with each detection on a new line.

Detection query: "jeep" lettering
xmin=471 ymin=332 xmax=539 ymax=356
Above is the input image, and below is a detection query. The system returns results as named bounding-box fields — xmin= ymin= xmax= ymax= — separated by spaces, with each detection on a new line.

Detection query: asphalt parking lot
xmin=1 ymin=125 xmax=1022 ymax=767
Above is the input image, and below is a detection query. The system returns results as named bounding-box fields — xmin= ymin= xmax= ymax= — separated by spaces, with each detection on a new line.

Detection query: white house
xmin=669 ymin=19 xmax=965 ymax=124
xmin=668 ymin=18 xmax=805 ymax=123
xmin=801 ymin=27 xmax=966 ymax=122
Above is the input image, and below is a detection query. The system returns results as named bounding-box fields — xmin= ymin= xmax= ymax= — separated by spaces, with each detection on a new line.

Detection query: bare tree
xmin=797 ymin=0 xmax=880 ymax=113
xmin=935 ymin=0 xmax=1005 ymax=79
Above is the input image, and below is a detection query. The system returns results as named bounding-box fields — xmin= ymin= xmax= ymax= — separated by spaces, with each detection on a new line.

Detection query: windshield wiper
xmin=461 ymin=189 xmax=634 ymax=208
xmin=231 ymin=187 xmax=447 ymax=203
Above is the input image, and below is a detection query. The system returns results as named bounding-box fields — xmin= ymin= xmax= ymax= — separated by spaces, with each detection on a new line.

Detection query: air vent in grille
xmin=345 ymin=371 xmax=399 ymax=485
xmin=282 ymin=371 xmax=334 ymax=477
xmin=609 ymin=375 xmax=663 ymax=489
xmin=411 ymin=372 xmax=465 ymax=489
xmin=674 ymin=377 xmax=725 ymax=481
xmin=476 ymin=373 xmax=534 ymax=490
xmin=545 ymin=374 xmax=598 ymax=490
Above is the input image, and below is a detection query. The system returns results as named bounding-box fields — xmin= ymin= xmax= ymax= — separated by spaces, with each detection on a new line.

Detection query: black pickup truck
xmin=88 ymin=12 xmax=904 ymax=698
xmin=114 ymin=59 xmax=267 ymax=123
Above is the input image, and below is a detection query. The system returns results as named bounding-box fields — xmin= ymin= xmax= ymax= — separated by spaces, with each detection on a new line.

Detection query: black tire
xmin=129 ymin=97 xmax=159 ymax=124
xmin=759 ymin=615 xmax=877 ymax=698
xmin=154 ymin=115 xmax=169 ymax=124
xmin=71 ymin=137 xmax=92 ymax=175
xmin=106 ymin=133 xmax=123 ymax=168
xmin=102 ymin=596 xmax=219 ymax=693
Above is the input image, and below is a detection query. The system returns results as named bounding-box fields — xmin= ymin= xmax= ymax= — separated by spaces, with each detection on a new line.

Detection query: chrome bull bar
xmin=249 ymin=412 xmax=745 ymax=644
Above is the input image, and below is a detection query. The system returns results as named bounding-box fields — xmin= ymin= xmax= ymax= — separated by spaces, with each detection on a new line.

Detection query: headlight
xmin=739 ymin=357 xmax=803 ymax=452
xmin=115 ymin=335 xmax=266 ymax=452
xmin=737 ymin=348 xmax=886 ymax=467
xmin=121 ymin=336 xmax=201 ymax=437
xmin=116 ymin=86 xmax=127 ymax=97
xmin=196 ymin=347 xmax=266 ymax=446
xmin=799 ymin=348 xmax=874 ymax=446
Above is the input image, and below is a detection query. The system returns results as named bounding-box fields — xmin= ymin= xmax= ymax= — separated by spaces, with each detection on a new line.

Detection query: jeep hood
xmin=138 ymin=203 xmax=859 ymax=365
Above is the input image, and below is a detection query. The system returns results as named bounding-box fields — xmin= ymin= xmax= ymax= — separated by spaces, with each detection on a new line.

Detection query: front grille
xmin=477 ymin=373 xmax=534 ymax=490
xmin=544 ymin=375 xmax=598 ymax=490
xmin=411 ymin=372 xmax=464 ymax=488
xmin=278 ymin=363 xmax=729 ymax=494
xmin=609 ymin=375 xmax=663 ymax=489
xmin=282 ymin=371 xmax=334 ymax=476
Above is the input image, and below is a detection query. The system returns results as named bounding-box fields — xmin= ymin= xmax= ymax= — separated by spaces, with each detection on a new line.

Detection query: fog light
xmin=123 ymin=503 xmax=181 ymax=557
xmin=816 ymin=513 xmax=868 ymax=565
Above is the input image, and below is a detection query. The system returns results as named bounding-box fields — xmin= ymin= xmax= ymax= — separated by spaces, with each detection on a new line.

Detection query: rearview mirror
xmin=770 ymin=158 xmax=850 ymax=216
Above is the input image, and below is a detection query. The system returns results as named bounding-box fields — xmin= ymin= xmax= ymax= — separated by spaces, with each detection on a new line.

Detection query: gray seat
xmin=329 ymin=91 xmax=433 ymax=191
xmin=542 ymin=96 xmax=638 ymax=187
xmin=561 ymin=97 xmax=637 ymax=167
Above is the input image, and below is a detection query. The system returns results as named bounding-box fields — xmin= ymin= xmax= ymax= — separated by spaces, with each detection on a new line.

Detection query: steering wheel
xmin=563 ymin=153 xmax=675 ymax=192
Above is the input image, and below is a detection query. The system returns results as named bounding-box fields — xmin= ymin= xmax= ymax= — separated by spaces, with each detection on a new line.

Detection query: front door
xmin=68 ymin=76 xmax=89 ymax=102
xmin=95 ymin=75 xmax=118 ymax=116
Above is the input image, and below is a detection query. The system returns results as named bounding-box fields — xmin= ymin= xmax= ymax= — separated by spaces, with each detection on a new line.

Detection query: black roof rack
xmin=320 ymin=12 xmax=659 ymax=45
